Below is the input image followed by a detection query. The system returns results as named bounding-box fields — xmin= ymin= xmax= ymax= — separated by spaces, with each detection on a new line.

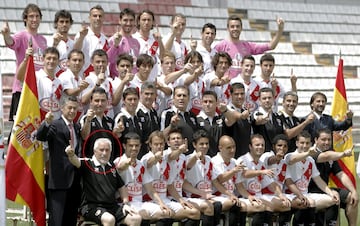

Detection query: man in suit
xmin=304 ymin=91 xmax=353 ymax=144
xmin=36 ymin=96 xmax=81 ymax=226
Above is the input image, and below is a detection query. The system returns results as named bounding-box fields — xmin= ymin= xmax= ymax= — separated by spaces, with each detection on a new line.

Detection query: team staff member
xmin=80 ymin=87 xmax=123 ymax=160
xmin=36 ymin=96 xmax=82 ymax=226
xmin=65 ymin=137 xmax=142 ymax=226
xmin=136 ymin=82 xmax=160 ymax=159
xmin=309 ymin=129 xmax=358 ymax=226
xmin=161 ymin=85 xmax=199 ymax=153
xmin=224 ymin=83 xmax=252 ymax=158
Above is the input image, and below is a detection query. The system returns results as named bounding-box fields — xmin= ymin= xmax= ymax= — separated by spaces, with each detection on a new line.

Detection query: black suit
xmin=303 ymin=114 xmax=352 ymax=144
xmin=37 ymin=117 xmax=81 ymax=226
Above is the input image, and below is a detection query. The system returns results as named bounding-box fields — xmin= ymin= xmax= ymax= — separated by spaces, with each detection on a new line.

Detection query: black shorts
xmin=332 ymin=187 xmax=350 ymax=209
xmin=9 ymin=92 xmax=21 ymax=121
xmin=80 ymin=203 xmax=126 ymax=224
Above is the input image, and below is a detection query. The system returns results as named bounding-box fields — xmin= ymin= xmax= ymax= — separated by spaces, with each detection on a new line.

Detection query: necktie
xmin=68 ymin=123 xmax=75 ymax=148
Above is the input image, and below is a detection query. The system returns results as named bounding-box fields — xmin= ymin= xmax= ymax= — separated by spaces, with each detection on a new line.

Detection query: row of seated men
xmin=37 ymin=91 xmax=358 ymax=226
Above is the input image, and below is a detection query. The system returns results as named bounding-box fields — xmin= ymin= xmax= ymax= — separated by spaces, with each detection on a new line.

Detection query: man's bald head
xmin=219 ymin=135 xmax=235 ymax=148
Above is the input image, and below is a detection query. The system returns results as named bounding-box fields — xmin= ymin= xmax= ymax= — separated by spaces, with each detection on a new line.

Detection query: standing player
xmin=215 ymin=15 xmax=284 ymax=78
xmin=133 ymin=9 xmax=165 ymax=81
xmin=49 ymin=10 xmax=74 ymax=77
xmin=107 ymin=8 xmax=140 ymax=78
xmin=2 ymin=3 xmax=47 ymax=121
xmin=74 ymin=5 xmax=109 ymax=76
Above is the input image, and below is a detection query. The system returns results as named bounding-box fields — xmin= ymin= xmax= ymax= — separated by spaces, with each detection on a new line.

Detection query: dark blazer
xmin=303 ymin=114 xmax=352 ymax=143
xmin=37 ymin=117 xmax=81 ymax=189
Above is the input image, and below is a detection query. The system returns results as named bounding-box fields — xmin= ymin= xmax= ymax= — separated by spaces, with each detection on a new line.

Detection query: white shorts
xmin=162 ymin=197 xmax=184 ymax=213
xmin=129 ymin=201 xmax=162 ymax=217
xmin=305 ymin=193 xmax=333 ymax=203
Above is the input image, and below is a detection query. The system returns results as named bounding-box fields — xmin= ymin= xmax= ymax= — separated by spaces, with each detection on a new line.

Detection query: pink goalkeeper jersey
xmin=214 ymin=40 xmax=269 ymax=79
xmin=8 ymin=30 xmax=47 ymax=93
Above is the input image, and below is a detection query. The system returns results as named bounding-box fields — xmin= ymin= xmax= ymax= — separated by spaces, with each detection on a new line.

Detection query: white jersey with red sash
xmin=83 ymin=72 xmax=114 ymax=118
xmin=284 ymin=151 xmax=320 ymax=194
xmin=211 ymin=153 xmax=242 ymax=197
xmin=47 ymin=35 xmax=75 ymax=77
xmin=186 ymin=153 xmax=215 ymax=197
xmin=231 ymin=76 xmax=260 ymax=112
xmin=116 ymin=156 xmax=153 ymax=202
xmin=75 ymin=28 xmax=109 ymax=77
xmin=164 ymin=149 xmax=187 ymax=197
xmin=260 ymin=151 xmax=287 ymax=194
xmin=204 ymin=71 xmax=231 ymax=105
xmin=133 ymin=32 xmax=161 ymax=82
xmin=162 ymin=33 xmax=188 ymax=71
xmin=36 ymin=69 xmax=63 ymax=120
xmin=141 ymin=151 xmax=171 ymax=200
xmin=177 ymin=73 xmax=205 ymax=114
xmin=237 ymin=152 xmax=273 ymax=196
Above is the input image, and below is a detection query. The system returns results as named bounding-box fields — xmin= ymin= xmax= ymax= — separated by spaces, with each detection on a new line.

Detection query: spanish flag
xmin=330 ymin=57 xmax=356 ymax=188
xmin=5 ymin=56 xmax=45 ymax=226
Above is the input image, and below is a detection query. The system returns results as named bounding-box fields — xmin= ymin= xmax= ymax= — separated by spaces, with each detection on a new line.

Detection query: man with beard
xmin=107 ymin=8 xmax=140 ymax=78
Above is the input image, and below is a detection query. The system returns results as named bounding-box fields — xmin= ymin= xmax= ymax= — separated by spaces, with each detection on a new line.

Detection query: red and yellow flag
xmin=5 ymin=56 xmax=45 ymax=226
xmin=330 ymin=58 xmax=356 ymax=188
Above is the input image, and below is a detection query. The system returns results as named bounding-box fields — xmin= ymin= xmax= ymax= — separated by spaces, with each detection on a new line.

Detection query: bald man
xmin=211 ymin=135 xmax=264 ymax=225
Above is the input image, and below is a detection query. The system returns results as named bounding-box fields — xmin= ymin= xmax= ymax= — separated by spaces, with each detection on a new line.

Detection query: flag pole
xmin=0 ymin=62 xmax=6 ymax=225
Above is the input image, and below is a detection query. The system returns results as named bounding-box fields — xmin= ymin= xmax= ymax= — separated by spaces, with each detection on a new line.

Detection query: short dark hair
xmin=227 ymin=15 xmax=242 ymax=28
xmin=193 ymin=130 xmax=209 ymax=144
xmin=315 ymin=128 xmax=332 ymax=139
xmin=259 ymin=87 xmax=274 ymax=97
xmin=141 ymin=81 xmax=156 ymax=92
xmin=123 ymin=132 xmax=141 ymax=144
xmin=260 ymin=54 xmax=275 ymax=65
xmin=241 ymin=55 xmax=255 ymax=64
xmin=91 ymin=49 xmax=108 ymax=61
xmin=168 ymin=127 xmax=183 ymax=140
xmin=23 ymin=4 xmax=42 ymax=26
xmin=120 ymin=8 xmax=136 ymax=19
xmin=91 ymin=87 xmax=108 ymax=100
xmin=89 ymin=5 xmax=104 ymax=14
xmin=116 ymin=53 xmax=133 ymax=66
xmin=60 ymin=95 xmax=78 ymax=107
xmin=123 ymin=87 xmax=139 ymax=100
xmin=283 ymin=91 xmax=298 ymax=101
xmin=136 ymin=54 xmax=154 ymax=68
xmin=173 ymin=85 xmax=189 ymax=97
xmin=54 ymin=9 xmax=73 ymax=29
xmin=230 ymin=83 xmax=245 ymax=94
xmin=202 ymin=23 xmax=216 ymax=34
xmin=44 ymin=47 xmax=60 ymax=59
xmin=297 ymin=130 xmax=311 ymax=141
xmin=272 ymin=134 xmax=289 ymax=145
xmin=67 ymin=49 xmax=84 ymax=60
xmin=202 ymin=90 xmax=218 ymax=101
